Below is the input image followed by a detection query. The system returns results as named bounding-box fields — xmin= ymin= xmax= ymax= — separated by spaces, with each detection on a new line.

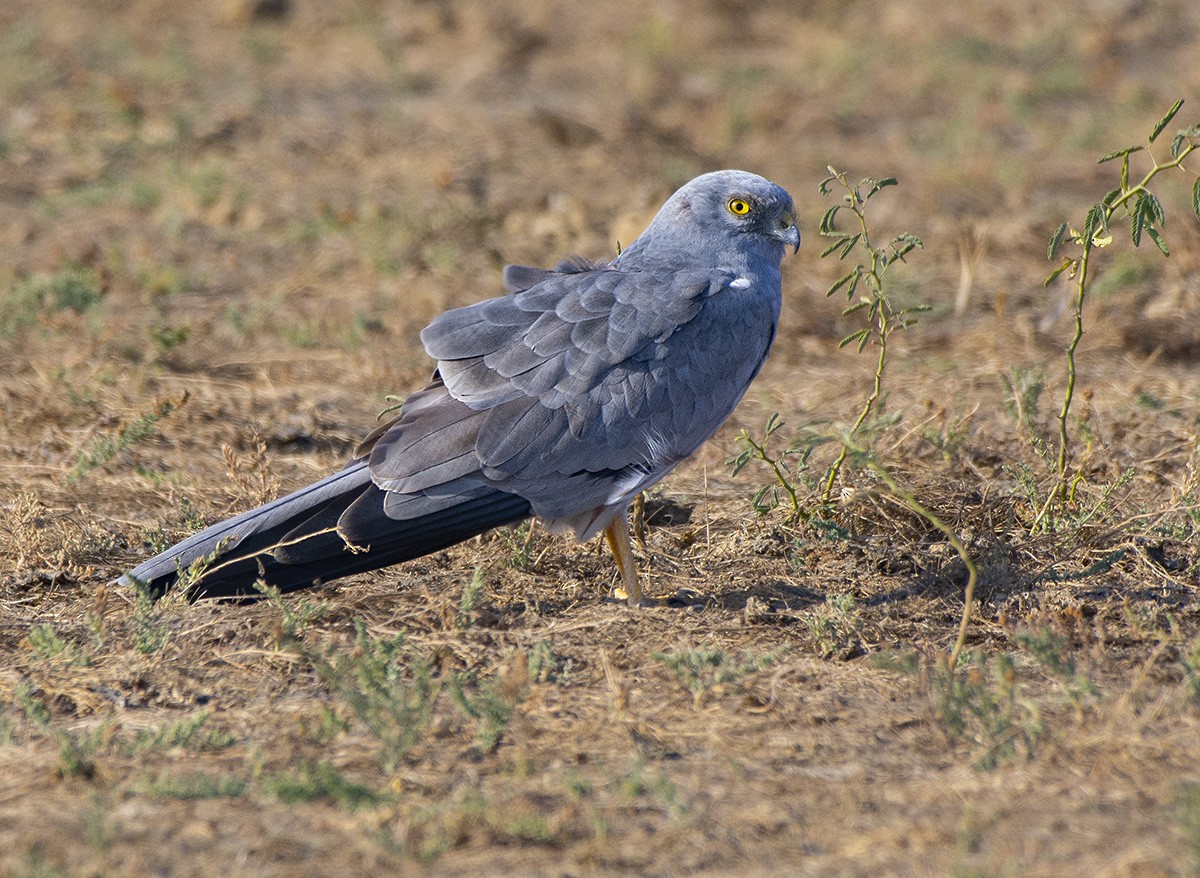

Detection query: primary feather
xmin=120 ymin=170 xmax=798 ymax=598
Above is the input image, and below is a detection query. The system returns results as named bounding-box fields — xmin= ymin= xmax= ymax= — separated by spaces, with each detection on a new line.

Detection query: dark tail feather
xmin=119 ymin=462 xmax=531 ymax=598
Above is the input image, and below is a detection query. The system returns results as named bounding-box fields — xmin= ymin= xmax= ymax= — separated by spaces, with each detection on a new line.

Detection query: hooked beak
xmin=774 ymin=210 xmax=800 ymax=254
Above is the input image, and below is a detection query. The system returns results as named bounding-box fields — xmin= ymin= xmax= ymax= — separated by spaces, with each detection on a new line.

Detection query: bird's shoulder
xmin=423 ymin=260 xmax=737 ymax=364
xmin=502 ymin=256 xmax=604 ymax=293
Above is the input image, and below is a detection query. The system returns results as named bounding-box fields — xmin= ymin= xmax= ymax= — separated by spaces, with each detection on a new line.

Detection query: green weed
xmin=457 ymin=565 xmax=486 ymax=628
xmin=149 ymin=324 xmax=190 ymax=353
xmin=817 ymin=167 xmax=927 ymax=502
xmin=527 ymin=639 xmax=573 ymax=684
xmin=498 ymin=521 xmax=536 ymax=570
xmin=1175 ymin=781 xmax=1200 ymax=874
xmin=130 ymin=575 xmax=169 ymax=654
xmin=1014 ymin=628 xmax=1099 ymax=710
xmin=306 ymin=619 xmax=439 ymax=772
xmin=931 ymin=654 xmax=1043 ymax=770
xmin=83 ymin=794 xmax=118 ymax=850
xmin=728 ymin=412 xmax=819 ymax=521
xmin=1182 ymin=635 xmax=1200 ymax=702
xmin=1001 ymin=366 xmax=1047 ymax=442
xmin=128 ymin=710 xmax=234 ymax=755
xmin=450 ymin=654 xmax=530 ymax=752
xmin=804 ymin=593 xmax=864 ymax=658
xmin=142 ymin=771 xmax=247 ymax=799
xmin=0 ymin=267 xmax=104 ymax=336
xmin=27 ymin=623 xmax=82 ymax=664
xmin=15 ymin=683 xmax=109 ymax=779
xmin=261 ymin=760 xmax=384 ymax=810
xmin=1037 ymin=100 xmax=1200 ymax=527
xmin=619 ymin=758 xmax=687 ymax=817
xmin=300 ymin=705 xmax=349 ymax=744
xmin=12 ymin=852 xmax=62 ymax=878
xmin=252 ymin=578 xmax=328 ymax=646
xmin=72 ymin=393 xmax=187 ymax=480
xmin=653 ymin=644 xmax=788 ymax=708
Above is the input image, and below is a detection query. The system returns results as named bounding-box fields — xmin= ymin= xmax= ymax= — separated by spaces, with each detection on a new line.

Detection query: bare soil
xmin=3 ymin=1 xmax=1200 ymax=875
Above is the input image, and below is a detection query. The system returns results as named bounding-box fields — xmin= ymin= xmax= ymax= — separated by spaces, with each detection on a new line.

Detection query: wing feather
xmin=373 ymin=263 xmax=775 ymax=533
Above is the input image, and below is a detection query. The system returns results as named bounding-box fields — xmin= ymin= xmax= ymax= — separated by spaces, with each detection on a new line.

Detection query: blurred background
xmin=1 ymin=0 xmax=1199 ymax=514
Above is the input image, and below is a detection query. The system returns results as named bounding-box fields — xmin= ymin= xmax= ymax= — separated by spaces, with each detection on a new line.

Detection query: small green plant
xmin=931 ymin=653 xmax=1044 ymax=770
xmin=817 ymin=167 xmax=927 ymax=502
xmin=16 ymin=683 xmax=109 ymax=779
xmin=141 ymin=771 xmax=247 ymax=799
xmin=1180 ymin=634 xmax=1200 ymax=701
xmin=0 ymin=704 xmax=14 ymax=746
xmin=450 ymin=655 xmax=530 ymax=752
xmin=1001 ymin=366 xmax=1048 ymax=445
xmin=27 ymin=623 xmax=77 ymax=662
xmin=186 ymin=158 xmax=227 ymax=208
xmin=130 ymin=576 xmax=169 ymax=654
xmin=0 ymin=267 xmax=104 ymax=336
xmin=727 ymin=169 xmax=976 ymax=666
xmin=150 ymin=324 xmax=190 ymax=353
xmin=15 ymin=682 xmax=52 ymax=728
xmin=619 ymin=758 xmax=687 ymax=817
xmin=729 ymin=412 xmax=817 ymax=520
xmin=300 ymin=705 xmax=349 ymax=744
xmin=72 ymin=392 xmax=187 ymax=480
xmin=527 ymin=638 xmax=573 ymax=684
xmin=1037 ymin=100 xmax=1200 ymax=528
xmin=252 ymin=578 xmax=328 ymax=646
xmin=653 ymin=644 xmax=788 ymax=708
xmin=457 ymin=565 xmax=486 ymax=628
xmin=13 ymin=851 xmax=62 ymax=878
xmin=57 ymin=724 xmax=108 ymax=780
xmin=127 ymin=710 xmax=234 ymax=755
xmin=498 ymin=521 xmax=537 ymax=570
xmin=1014 ymin=628 xmax=1099 ymax=710
xmin=804 ymin=592 xmax=864 ymax=658
xmin=261 ymin=760 xmax=384 ymax=810
xmin=306 ymin=619 xmax=439 ymax=772
xmin=83 ymin=794 xmax=118 ymax=851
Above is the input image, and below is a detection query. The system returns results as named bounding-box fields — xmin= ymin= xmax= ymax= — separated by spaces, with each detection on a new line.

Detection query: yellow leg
xmin=603 ymin=517 xmax=644 ymax=606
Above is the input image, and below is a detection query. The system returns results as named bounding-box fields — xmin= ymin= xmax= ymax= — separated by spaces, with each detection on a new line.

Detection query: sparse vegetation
xmin=140 ymin=771 xmax=247 ymax=800
xmin=72 ymin=393 xmax=187 ymax=481
xmin=260 ymin=760 xmax=384 ymax=810
xmin=803 ymin=592 xmax=863 ymax=658
xmin=1 ymin=4 xmax=1199 ymax=875
xmin=653 ymin=644 xmax=788 ymax=708
xmin=450 ymin=650 xmax=531 ymax=751
xmin=0 ymin=267 xmax=103 ymax=337
xmin=305 ymin=620 xmax=440 ymax=772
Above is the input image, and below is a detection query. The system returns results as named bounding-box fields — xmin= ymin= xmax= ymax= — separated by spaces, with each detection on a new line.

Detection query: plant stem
xmin=1037 ymin=141 xmax=1195 ymax=530
xmin=865 ymin=460 xmax=978 ymax=669
xmin=752 ymin=437 xmax=800 ymax=516
xmin=821 ymin=201 xmax=890 ymax=504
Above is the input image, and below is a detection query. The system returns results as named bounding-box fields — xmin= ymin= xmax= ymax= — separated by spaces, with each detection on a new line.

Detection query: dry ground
xmin=3 ymin=1 xmax=1200 ymax=875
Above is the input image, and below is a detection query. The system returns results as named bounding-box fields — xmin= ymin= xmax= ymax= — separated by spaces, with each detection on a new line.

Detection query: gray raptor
xmin=121 ymin=170 xmax=799 ymax=604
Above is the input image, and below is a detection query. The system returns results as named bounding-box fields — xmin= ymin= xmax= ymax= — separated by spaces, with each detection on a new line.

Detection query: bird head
xmin=619 ymin=170 xmax=799 ymax=268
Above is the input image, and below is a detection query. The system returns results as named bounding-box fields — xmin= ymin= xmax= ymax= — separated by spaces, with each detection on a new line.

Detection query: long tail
xmin=119 ymin=461 xmax=532 ymax=598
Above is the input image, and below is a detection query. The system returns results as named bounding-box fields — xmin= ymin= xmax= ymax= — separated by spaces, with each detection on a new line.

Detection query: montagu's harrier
xmin=121 ymin=170 xmax=799 ymax=605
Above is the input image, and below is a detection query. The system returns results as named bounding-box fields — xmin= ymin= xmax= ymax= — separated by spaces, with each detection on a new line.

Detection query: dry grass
xmin=3 ymin=1 xmax=1200 ymax=875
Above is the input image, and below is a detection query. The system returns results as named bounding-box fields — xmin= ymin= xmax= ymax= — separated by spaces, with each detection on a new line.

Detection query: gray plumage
xmin=121 ymin=170 xmax=799 ymax=598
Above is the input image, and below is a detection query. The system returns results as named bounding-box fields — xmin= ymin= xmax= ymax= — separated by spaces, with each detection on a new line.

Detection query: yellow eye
xmin=727 ymin=198 xmax=752 ymax=216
